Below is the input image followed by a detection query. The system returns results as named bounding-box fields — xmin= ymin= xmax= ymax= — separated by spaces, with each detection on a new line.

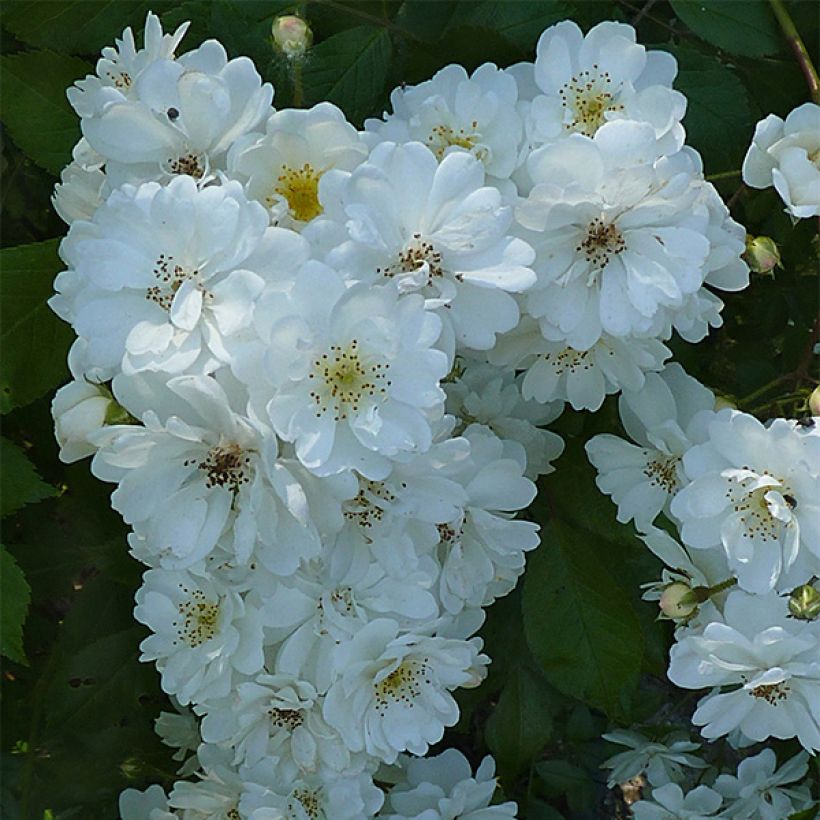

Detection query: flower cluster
xmin=588 ymin=374 xmax=819 ymax=811
xmin=588 ymin=379 xmax=820 ymax=752
xmin=50 ymin=9 xmax=817 ymax=819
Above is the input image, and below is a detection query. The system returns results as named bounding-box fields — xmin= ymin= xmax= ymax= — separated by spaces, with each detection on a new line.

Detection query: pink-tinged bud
xmin=659 ymin=582 xmax=698 ymax=620
xmin=743 ymin=235 xmax=782 ymax=274
xmin=272 ymin=15 xmax=312 ymax=60
xmin=809 ymin=386 xmax=820 ymax=417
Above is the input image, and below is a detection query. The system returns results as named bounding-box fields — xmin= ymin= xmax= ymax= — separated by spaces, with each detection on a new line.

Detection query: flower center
xmin=327 ymin=585 xmax=356 ymax=616
xmin=291 ymin=787 xmax=323 ymax=820
xmin=273 ymin=163 xmax=323 ymax=222
xmin=725 ymin=469 xmax=791 ymax=543
xmin=343 ymin=478 xmax=396 ymax=530
xmin=377 ymin=233 xmax=449 ymax=288
xmin=309 ymin=340 xmax=390 ymax=421
xmin=540 ymin=346 xmax=595 ymax=375
xmin=426 ymin=121 xmax=482 ymax=159
xmin=269 ymin=707 xmax=304 ymax=731
xmin=437 ymin=521 xmax=463 ymax=547
xmin=750 ymin=680 xmax=790 ymax=705
xmin=146 ymin=253 xmax=206 ymax=311
xmin=106 ymin=69 xmax=132 ymax=89
xmin=578 ymin=217 xmax=625 ymax=269
xmin=174 ymin=587 xmax=221 ymax=647
xmin=192 ymin=444 xmax=252 ymax=493
xmin=166 ymin=152 xmax=205 ymax=178
xmin=643 ymin=454 xmax=682 ymax=493
xmin=374 ymin=658 xmax=431 ymax=714
xmin=559 ymin=66 xmax=624 ymax=136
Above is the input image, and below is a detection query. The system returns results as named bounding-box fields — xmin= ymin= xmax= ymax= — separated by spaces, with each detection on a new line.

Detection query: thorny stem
xmin=769 ymin=0 xmax=820 ymax=104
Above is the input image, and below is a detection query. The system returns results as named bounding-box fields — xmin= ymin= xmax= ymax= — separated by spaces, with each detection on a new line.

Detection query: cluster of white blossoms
xmin=48 ymin=9 xmax=816 ymax=819
xmin=589 ymin=369 xmax=820 ymax=811
xmin=742 ymin=102 xmax=820 ymax=219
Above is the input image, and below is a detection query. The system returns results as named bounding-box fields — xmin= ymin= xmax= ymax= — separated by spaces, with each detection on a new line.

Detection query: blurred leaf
xmin=0 ymin=438 xmax=55 ymax=518
xmin=1 ymin=1 xmax=157 ymax=56
xmin=522 ymin=518 xmax=644 ymax=720
xmin=0 ymin=239 xmax=72 ymax=413
xmin=788 ymin=806 xmax=819 ymax=820
xmin=0 ymin=545 xmax=31 ymax=664
xmin=671 ymin=44 xmax=754 ymax=173
xmin=394 ymin=0 xmax=459 ymax=42
xmin=0 ymin=141 xmax=65 ymax=249
xmin=0 ymin=51 xmax=89 ymax=176
xmin=671 ymin=0 xmax=781 ymax=57
xmin=448 ymin=0 xmax=571 ymax=51
xmin=485 ymin=664 xmax=554 ymax=781
xmin=302 ymin=25 xmax=393 ymax=123
xmin=526 ymin=799 xmax=566 ymax=820
xmin=536 ymin=759 xmax=596 ymax=814
xmin=45 ymin=627 xmax=156 ymax=735
xmin=10 ymin=465 xmax=133 ymax=602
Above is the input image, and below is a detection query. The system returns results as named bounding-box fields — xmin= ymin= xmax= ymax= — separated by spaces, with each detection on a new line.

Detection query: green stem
xmin=737 ymin=374 xmax=789 ymax=407
xmin=706 ymin=169 xmax=741 ymax=181
xmin=706 ymin=577 xmax=737 ymax=597
xmin=292 ymin=59 xmax=304 ymax=108
xmin=769 ymin=0 xmax=820 ymax=104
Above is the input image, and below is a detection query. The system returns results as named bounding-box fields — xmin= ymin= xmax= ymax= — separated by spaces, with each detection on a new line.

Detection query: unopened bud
xmin=743 ymin=235 xmax=782 ymax=274
xmin=809 ymin=386 xmax=820 ymax=418
xmin=659 ymin=582 xmax=699 ymax=620
xmin=788 ymin=583 xmax=820 ymax=621
xmin=272 ymin=15 xmax=312 ymax=60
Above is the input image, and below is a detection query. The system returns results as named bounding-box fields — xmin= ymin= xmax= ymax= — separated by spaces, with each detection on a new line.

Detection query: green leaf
xmin=485 ymin=664 xmax=554 ymax=781
xmin=0 ymin=51 xmax=89 ymax=176
xmin=45 ymin=627 xmax=157 ymax=735
xmin=302 ymin=25 xmax=393 ymax=124
xmin=671 ymin=0 xmax=781 ymax=57
xmin=394 ymin=1 xmax=460 ymax=42
xmin=448 ymin=0 xmax=572 ymax=51
xmin=536 ymin=759 xmax=596 ymax=814
xmin=1 ymin=1 xmax=156 ymax=56
xmin=0 ymin=438 xmax=55 ymax=518
xmin=0 ymin=545 xmax=31 ymax=665
xmin=788 ymin=805 xmax=819 ymax=820
xmin=671 ymin=45 xmax=754 ymax=174
xmin=0 ymin=239 xmax=73 ymax=413
xmin=522 ymin=519 xmax=644 ymax=720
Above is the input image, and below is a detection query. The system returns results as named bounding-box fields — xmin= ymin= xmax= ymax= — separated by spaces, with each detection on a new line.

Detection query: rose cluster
xmin=587 ymin=373 xmax=820 ymax=814
xmin=46 ymin=9 xmax=815 ymax=819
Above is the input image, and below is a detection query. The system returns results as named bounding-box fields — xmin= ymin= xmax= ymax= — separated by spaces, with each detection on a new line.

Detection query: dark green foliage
xmin=1 ymin=0 xmax=818 ymax=816
xmin=1 ymin=545 xmax=31 ymax=665
xmin=670 ymin=0 xmax=781 ymax=56
xmin=0 ymin=51 xmax=89 ymax=175
xmin=0 ymin=240 xmax=73 ymax=413
xmin=302 ymin=25 xmax=394 ymax=123
xmin=0 ymin=437 xmax=56 ymax=518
